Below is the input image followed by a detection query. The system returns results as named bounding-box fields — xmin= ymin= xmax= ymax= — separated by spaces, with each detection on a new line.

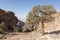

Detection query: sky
xmin=0 ymin=0 xmax=60 ymax=21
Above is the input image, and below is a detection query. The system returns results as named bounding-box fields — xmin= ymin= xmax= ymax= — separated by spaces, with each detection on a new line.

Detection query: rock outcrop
xmin=3 ymin=12 xmax=60 ymax=40
xmin=0 ymin=9 xmax=18 ymax=27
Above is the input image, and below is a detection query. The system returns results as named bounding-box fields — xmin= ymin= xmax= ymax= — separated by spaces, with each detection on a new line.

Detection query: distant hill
xmin=17 ymin=20 xmax=25 ymax=28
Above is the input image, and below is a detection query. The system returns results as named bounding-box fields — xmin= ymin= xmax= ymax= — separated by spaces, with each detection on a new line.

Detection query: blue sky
xmin=0 ymin=0 xmax=60 ymax=21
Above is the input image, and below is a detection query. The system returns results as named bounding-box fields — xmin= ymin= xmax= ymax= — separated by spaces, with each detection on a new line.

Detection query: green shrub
xmin=0 ymin=22 xmax=7 ymax=32
xmin=0 ymin=34 xmax=4 ymax=39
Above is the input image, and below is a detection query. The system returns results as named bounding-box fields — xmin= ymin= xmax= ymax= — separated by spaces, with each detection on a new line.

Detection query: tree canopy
xmin=24 ymin=5 xmax=56 ymax=34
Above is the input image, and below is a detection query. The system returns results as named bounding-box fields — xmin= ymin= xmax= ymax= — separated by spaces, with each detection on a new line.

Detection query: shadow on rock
xmin=45 ymin=30 xmax=60 ymax=35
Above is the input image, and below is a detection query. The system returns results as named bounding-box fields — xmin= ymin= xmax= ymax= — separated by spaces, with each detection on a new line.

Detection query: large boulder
xmin=0 ymin=9 xmax=18 ymax=32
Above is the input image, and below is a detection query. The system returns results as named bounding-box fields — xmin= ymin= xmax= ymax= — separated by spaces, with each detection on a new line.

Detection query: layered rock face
xmin=44 ymin=12 xmax=60 ymax=32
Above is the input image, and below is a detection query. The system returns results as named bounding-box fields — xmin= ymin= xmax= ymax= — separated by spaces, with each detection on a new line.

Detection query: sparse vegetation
xmin=24 ymin=5 xmax=56 ymax=35
xmin=0 ymin=4 xmax=58 ymax=40
xmin=0 ymin=34 xmax=4 ymax=39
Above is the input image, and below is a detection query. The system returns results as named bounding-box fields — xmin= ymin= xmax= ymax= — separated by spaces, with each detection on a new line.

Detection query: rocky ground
xmin=1 ymin=12 xmax=60 ymax=40
xmin=1 ymin=31 xmax=60 ymax=40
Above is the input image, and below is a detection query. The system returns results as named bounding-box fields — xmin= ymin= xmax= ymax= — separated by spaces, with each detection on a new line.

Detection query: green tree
xmin=38 ymin=5 xmax=56 ymax=35
xmin=23 ymin=5 xmax=41 ymax=31
xmin=41 ymin=5 xmax=56 ymax=15
xmin=24 ymin=5 xmax=56 ymax=35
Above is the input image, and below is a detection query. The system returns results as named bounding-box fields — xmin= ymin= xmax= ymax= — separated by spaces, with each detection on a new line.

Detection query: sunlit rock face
xmin=44 ymin=12 xmax=60 ymax=32
xmin=37 ymin=12 xmax=60 ymax=32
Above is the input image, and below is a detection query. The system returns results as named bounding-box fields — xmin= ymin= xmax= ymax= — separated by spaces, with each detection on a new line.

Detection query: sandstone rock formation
xmin=0 ymin=9 xmax=18 ymax=29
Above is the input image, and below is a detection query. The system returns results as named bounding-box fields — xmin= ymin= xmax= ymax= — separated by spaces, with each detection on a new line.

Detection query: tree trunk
xmin=41 ymin=20 xmax=45 ymax=35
